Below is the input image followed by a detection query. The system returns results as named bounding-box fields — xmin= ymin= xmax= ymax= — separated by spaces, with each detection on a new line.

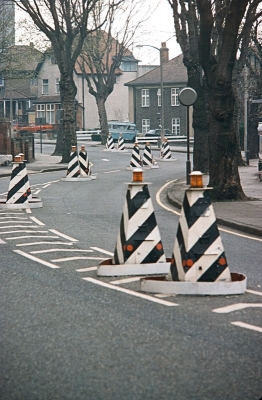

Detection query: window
xmin=37 ymin=104 xmax=45 ymax=118
xmin=42 ymin=79 xmax=49 ymax=95
xmin=120 ymin=62 xmax=137 ymax=72
xmin=172 ymin=118 xmax=180 ymax=135
xmin=30 ymin=78 xmax=37 ymax=86
xmin=46 ymin=104 xmax=55 ymax=124
xmin=157 ymin=88 xmax=161 ymax=106
xmin=55 ymin=78 xmax=60 ymax=94
xmin=171 ymin=88 xmax=180 ymax=106
xmin=142 ymin=119 xmax=150 ymax=133
xmin=141 ymin=89 xmax=149 ymax=107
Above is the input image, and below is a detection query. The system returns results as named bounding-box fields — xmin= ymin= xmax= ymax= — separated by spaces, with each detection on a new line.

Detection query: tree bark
xmin=96 ymin=96 xmax=109 ymax=145
xmin=197 ymin=0 xmax=249 ymax=200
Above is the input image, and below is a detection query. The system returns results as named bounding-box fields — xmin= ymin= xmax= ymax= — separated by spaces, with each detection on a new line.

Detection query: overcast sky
xmin=133 ymin=0 xmax=181 ymax=65
xmin=15 ymin=0 xmax=181 ymax=66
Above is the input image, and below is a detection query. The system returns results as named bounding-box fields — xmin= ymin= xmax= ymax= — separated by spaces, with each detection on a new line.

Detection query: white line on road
xmin=51 ymin=256 xmax=107 ymax=262
xmin=6 ymin=235 xmax=59 ymax=240
xmin=42 ymin=184 xmax=51 ymax=188
xmin=0 ymin=220 xmax=32 ymax=224
xmin=49 ymin=229 xmax=78 ymax=242
xmin=33 ymin=189 xmax=41 ymax=195
xmin=0 ymin=225 xmax=39 ymax=229
xmin=102 ymin=159 xmax=109 ymax=161
xmin=89 ymin=247 xmax=114 ymax=256
xmin=0 ymin=216 xmax=27 ymax=220
xmin=30 ymin=249 xmax=94 ymax=254
xmin=76 ymin=267 xmax=98 ymax=272
xmin=0 ymin=230 xmax=48 ymax=235
xmin=16 ymin=241 xmax=74 ymax=247
xmin=25 ymin=208 xmax=32 ymax=213
xmin=14 ymin=250 xmax=60 ymax=269
xmin=83 ymin=277 xmax=179 ymax=307
xmin=231 ymin=321 xmax=262 ymax=333
xmin=30 ymin=216 xmax=45 ymax=226
xmin=213 ymin=303 xmax=262 ymax=313
xmin=110 ymin=276 xmax=144 ymax=285
xmin=156 ymin=181 xmax=262 ymax=242
xmin=246 ymin=289 xmax=262 ymax=296
xmin=0 ymin=238 xmax=6 ymax=244
xmin=104 ymin=170 xmax=121 ymax=174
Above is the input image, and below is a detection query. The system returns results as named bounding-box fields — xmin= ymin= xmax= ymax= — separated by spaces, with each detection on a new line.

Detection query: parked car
xmin=108 ymin=121 xmax=139 ymax=143
xmin=145 ymin=129 xmax=172 ymax=137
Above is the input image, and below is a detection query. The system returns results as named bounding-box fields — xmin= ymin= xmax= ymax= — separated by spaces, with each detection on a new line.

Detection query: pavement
xmin=0 ymin=143 xmax=261 ymax=237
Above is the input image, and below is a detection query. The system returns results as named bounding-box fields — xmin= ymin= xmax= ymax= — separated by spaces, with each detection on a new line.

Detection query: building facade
xmin=125 ymin=50 xmax=188 ymax=135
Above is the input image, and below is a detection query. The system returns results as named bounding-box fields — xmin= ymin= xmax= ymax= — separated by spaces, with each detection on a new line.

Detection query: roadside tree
xmin=14 ymin=0 xmax=123 ymax=162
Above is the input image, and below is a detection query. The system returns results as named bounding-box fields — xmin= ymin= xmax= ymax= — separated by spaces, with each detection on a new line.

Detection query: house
xmin=0 ymin=44 xmax=42 ymax=123
xmin=125 ymin=47 xmax=188 ymax=135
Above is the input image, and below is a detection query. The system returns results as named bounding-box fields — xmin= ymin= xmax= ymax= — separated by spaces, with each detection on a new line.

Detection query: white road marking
xmin=231 ymin=321 xmax=262 ymax=333
xmin=0 ymin=238 xmax=6 ymax=244
xmin=33 ymin=189 xmax=41 ymax=195
xmin=49 ymin=229 xmax=78 ymax=242
xmin=0 ymin=216 xmax=27 ymax=220
xmin=16 ymin=241 xmax=74 ymax=247
xmin=104 ymin=170 xmax=121 ymax=174
xmin=0 ymin=230 xmax=48 ymax=235
xmin=157 ymin=181 xmax=262 ymax=242
xmin=0 ymin=220 xmax=32 ymax=224
xmin=213 ymin=303 xmax=262 ymax=313
xmin=42 ymin=184 xmax=51 ymax=188
xmin=0 ymin=225 xmax=39 ymax=229
xmin=51 ymin=256 xmax=107 ymax=262
xmin=156 ymin=180 xmax=180 ymax=216
xmin=246 ymin=289 xmax=262 ymax=297
xmin=6 ymin=235 xmax=59 ymax=240
xmin=76 ymin=267 xmax=98 ymax=272
xmin=0 ymin=211 xmax=23 ymax=214
xmin=30 ymin=216 xmax=45 ymax=226
xmin=90 ymin=247 xmax=114 ymax=256
xmin=25 ymin=208 xmax=32 ymax=213
xmin=14 ymin=250 xmax=60 ymax=269
xmin=83 ymin=277 xmax=179 ymax=307
xmin=110 ymin=276 xmax=144 ymax=285
xmin=30 ymin=249 xmax=94 ymax=254
xmin=102 ymin=159 xmax=110 ymax=161
xmin=155 ymin=293 xmax=175 ymax=298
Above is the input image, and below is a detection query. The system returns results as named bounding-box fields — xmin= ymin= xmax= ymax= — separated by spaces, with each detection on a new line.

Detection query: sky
xmin=15 ymin=0 xmax=181 ymax=66
xmin=132 ymin=0 xmax=181 ymax=65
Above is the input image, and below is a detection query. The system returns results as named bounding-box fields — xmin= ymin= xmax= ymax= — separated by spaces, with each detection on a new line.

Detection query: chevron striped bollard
xmin=140 ymin=171 xmax=246 ymax=295
xmin=78 ymin=145 xmax=90 ymax=177
xmin=6 ymin=155 xmax=28 ymax=204
xmin=97 ymin=168 xmax=170 ymax=276
xmin=127 ymin=142 xmax=141 ymax=169
xmin=142 ymin=142 xmax=159 ymax=169
xmin=66 ymin=146 xmax=80 ymax=178
xmin=161 ymin=138 xmax=172 ymax=160
xmin=117 ymin=134 xmax=126 ymax=151
xmin=105 ymin=134 xmax=114 ymax=151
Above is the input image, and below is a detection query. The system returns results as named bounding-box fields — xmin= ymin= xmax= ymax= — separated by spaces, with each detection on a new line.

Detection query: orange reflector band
xmin=19 ymin=153 xmax=25 ymax=161
xmin=190 ymin=171 xmax=203 ymax=188
xmin=72 ymin=146 xmax=77 ymax=151
xmin=183 ymin=259 xmax=194 ymax=267
xmin=218 ymin=257 xmax=227 ymax=266
xmin=156 ymin=243 xmax=163 ymax=250
xmin=15 ymin=155 xmax=21 ymax=162
xmin=132 ymin=168 xmax=143 ymax=182
xmin=126 ymin=244 xmax=134 ymax=252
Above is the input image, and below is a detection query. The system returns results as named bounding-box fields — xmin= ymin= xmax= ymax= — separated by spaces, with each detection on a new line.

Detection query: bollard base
xmin=0 ymin=199 xmax=43 ymax=209
xmin=140 ymin=272 xmax=247 ymax=295
xmin=97 ymin=258 xmax=170 ymax=277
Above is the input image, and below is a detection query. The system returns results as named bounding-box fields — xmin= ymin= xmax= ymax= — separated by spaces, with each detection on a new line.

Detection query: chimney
xmin=160 ymin=42 xmax=169 ymax=63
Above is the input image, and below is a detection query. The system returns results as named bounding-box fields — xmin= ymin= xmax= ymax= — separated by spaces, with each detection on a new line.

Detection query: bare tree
xmin=77 ymin=0 xmax=146 ymax=144
xmin=167 ymin=0 xmax=209 ymax=173
xmin=196 ymin=0 xmax=262 ymax=200
xmin=13 ymin=0 xmax=123 ymax=162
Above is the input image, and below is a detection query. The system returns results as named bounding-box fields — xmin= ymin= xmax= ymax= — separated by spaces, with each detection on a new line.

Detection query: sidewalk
xmin=167 ymin=157 xmax=262 ymax=237
xmin=1 ymin=145 xmax=261 ymax=237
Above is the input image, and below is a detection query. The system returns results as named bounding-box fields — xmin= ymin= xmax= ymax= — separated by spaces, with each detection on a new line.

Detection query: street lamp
xmin=136 ymin=44 xmax=165 ymax=143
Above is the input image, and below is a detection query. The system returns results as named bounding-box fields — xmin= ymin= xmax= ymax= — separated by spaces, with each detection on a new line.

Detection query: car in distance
xmin=145 ymin=129 xmax=172 ymax=137
xmin=108 ymin=121 xmax=139 ymax=143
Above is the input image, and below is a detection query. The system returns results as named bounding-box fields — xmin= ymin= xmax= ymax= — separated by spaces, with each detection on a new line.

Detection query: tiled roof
xmin=125 ymin=54 xmax=187 ymax=86
xmin=33 ymin=95 xmax=61 ymax=104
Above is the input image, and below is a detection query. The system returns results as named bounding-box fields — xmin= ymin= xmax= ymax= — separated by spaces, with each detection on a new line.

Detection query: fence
xmin=76 ymin=130 xmax=101 ymax=141
xmin=135 ymin=135 xmax=194 ymax=145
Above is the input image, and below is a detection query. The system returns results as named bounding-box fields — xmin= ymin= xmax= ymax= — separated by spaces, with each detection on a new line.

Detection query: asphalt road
xmin=0 ymin=144 xmax=261 ymax=400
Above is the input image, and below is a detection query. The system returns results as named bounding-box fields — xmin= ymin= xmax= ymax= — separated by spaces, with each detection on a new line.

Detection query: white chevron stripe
xmin=126 ymin=199 xmax=153 ymax=239
xmin=129 ymin=185 xmax=144 ymax=199
xmin=173 ymin=237 xmax=185 ymax=280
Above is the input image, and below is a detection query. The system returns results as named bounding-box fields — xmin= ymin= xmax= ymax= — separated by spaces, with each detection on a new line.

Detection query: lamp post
xmin=178 ymin=87 xmax=197 ymax=185
xmin=136 ymin=44 xmax=165 ymax=144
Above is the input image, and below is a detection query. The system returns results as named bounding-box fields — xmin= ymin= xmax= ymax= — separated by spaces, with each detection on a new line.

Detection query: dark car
xmin=145 ymin=129 xmax=172 ymax=137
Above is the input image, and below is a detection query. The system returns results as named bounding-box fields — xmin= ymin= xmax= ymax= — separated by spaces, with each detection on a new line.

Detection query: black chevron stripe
xmin=178 ymin=221 xmax=220 ymax=272
xmin=114 ymin=213 xmax=126 ymax=264
xmin=140 ymin=240 xmax=165 ymax=264
xmin=183 ymin=190 xmax=211 ymax=229
xmin=198 ymin=252 xmax=228 ymax=282
xmin=126 ymin=185 xmax=149 ymax=219
xmin=7 ymin=165 xmax=27 ymax=202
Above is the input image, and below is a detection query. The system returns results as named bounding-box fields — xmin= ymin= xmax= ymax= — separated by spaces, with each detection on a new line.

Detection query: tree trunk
xmin=96 ymin=96 xmax=109 ymax=145
xmin=248 ymin=102 xmax=260 ymax=159
xmin=53 ymin=72 xmax=77 ymax=163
